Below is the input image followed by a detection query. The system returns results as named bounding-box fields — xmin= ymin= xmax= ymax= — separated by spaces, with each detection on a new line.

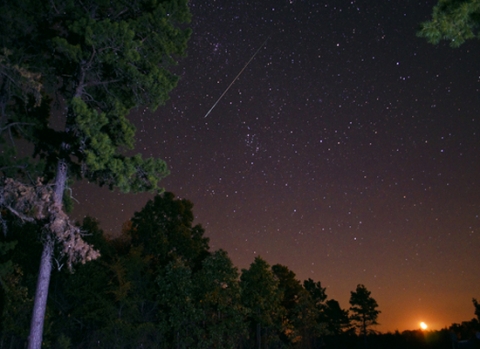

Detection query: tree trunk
xmin=27 ymin=236 xmax=53 ymax=349
xmin=27 ymin=160 xmax=67 ymax=349
xmin=53 ymin=159 xmax=67 ymax=205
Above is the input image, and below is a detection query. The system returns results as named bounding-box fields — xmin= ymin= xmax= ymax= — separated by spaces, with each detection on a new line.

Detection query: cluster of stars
xmin=72 ymin=0 xmax=480 ymax=333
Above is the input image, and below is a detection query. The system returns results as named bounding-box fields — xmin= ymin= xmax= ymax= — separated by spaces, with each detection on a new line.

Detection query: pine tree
xmin=418 ymin=0 xmax=480 ymax=47
xmin=0 ymin=1 xmax=191 ymax=348
xmin=324 ymin=299 xmax=350 ymax=336
xmin=473 ymin=298 xmax=480 ymax=322
xmin=349 ymin=284 xmax=380 ymax=348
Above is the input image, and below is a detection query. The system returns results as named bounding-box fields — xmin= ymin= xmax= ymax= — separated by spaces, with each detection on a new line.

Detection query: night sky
xmin=73 ymin=0 xmax=480 ymax=333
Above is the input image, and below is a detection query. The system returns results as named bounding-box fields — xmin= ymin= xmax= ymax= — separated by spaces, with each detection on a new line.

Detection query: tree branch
xmin=4 ymin=205 xmax=36 ymax=223
xmin=0 ymin=121 xmax=35 ymax=133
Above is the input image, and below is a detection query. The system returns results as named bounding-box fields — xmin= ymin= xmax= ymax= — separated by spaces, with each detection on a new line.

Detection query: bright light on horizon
xmin=420 ymin=322 xmax=428 ymax=330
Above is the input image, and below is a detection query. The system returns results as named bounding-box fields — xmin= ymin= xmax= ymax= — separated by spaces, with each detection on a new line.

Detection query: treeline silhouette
xmin=0 ymin=192 xmax=478 ymax=349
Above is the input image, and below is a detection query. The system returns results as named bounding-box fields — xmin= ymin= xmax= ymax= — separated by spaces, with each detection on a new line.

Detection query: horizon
xmin=72 ymin=0 xmax=480 ymax=337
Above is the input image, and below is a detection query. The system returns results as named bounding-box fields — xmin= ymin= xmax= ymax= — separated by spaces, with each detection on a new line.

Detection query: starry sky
xmin=73 ymin=0 xmax=480 ymax=333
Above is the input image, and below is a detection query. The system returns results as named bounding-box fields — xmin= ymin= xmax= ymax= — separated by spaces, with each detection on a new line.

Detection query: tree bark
xmin=27 ymin=236 xmax=53 ymax=349
xmin=27 ymin=159 xmax=67 ymax=349
xmin=53 ymin=159 xmax=67 ymax=206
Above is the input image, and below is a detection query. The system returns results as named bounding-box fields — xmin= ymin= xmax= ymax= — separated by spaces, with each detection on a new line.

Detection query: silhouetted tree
xmin=192 ymin=249 xmax=246 ymax=348
xmin=272 ymin=264 xmax=304 ymax=345
xmin=301 ymin=278 xmax=329 ymax=346
xmin=474 ymin=298 xmax=480 ymax=322
xmin=349 ymin=284 xmax=380 ymax=348
xmin=240 ymin=257 xmax=283 ymax=349
xmin=129 ymin=192 xmax=210 ymax=269
xmin=325 ymin=299 xmax=351 ymax=334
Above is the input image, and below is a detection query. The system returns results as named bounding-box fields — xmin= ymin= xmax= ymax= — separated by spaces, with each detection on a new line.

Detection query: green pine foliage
xmin=0 ymin=0 xmax=191 ymax=192
xmin=418 ymin=0 xmax=480 ymax=47
xmin=1 ymin=3 xmax=191 ymax=346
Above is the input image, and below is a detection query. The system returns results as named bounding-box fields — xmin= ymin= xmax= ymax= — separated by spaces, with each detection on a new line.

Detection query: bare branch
xmin=49 ymin=0 xmax=60 ymax=14
xmin=8 ymin=126 xmax=15 ymax=147
xmin=4 ymin=205 xmax=36 ymax=223
xmin=0 ymin=121 xmax=35 ymax=133
xmin=64 ymin=186 xmax=79 ymax=204
xmin=0 ymin=178 xmax=101 ymax=270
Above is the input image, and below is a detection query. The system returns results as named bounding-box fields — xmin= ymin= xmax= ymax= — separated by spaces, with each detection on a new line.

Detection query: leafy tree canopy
xmin=303 ymin=278 xmax=327 ymax=309
xmin=129 ymin=192 xmax=210 ymax=268
xmin=272 ymin=264 xmax=303 ymax=313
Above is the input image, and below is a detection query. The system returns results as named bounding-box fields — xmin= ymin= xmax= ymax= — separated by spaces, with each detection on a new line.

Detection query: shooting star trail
xmin=203 ymin=37 xmax=269 ymax=118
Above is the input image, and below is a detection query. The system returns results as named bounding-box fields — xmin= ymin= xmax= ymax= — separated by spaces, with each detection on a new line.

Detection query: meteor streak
xmin=203 ymin=37 xmax=269 ymax=118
